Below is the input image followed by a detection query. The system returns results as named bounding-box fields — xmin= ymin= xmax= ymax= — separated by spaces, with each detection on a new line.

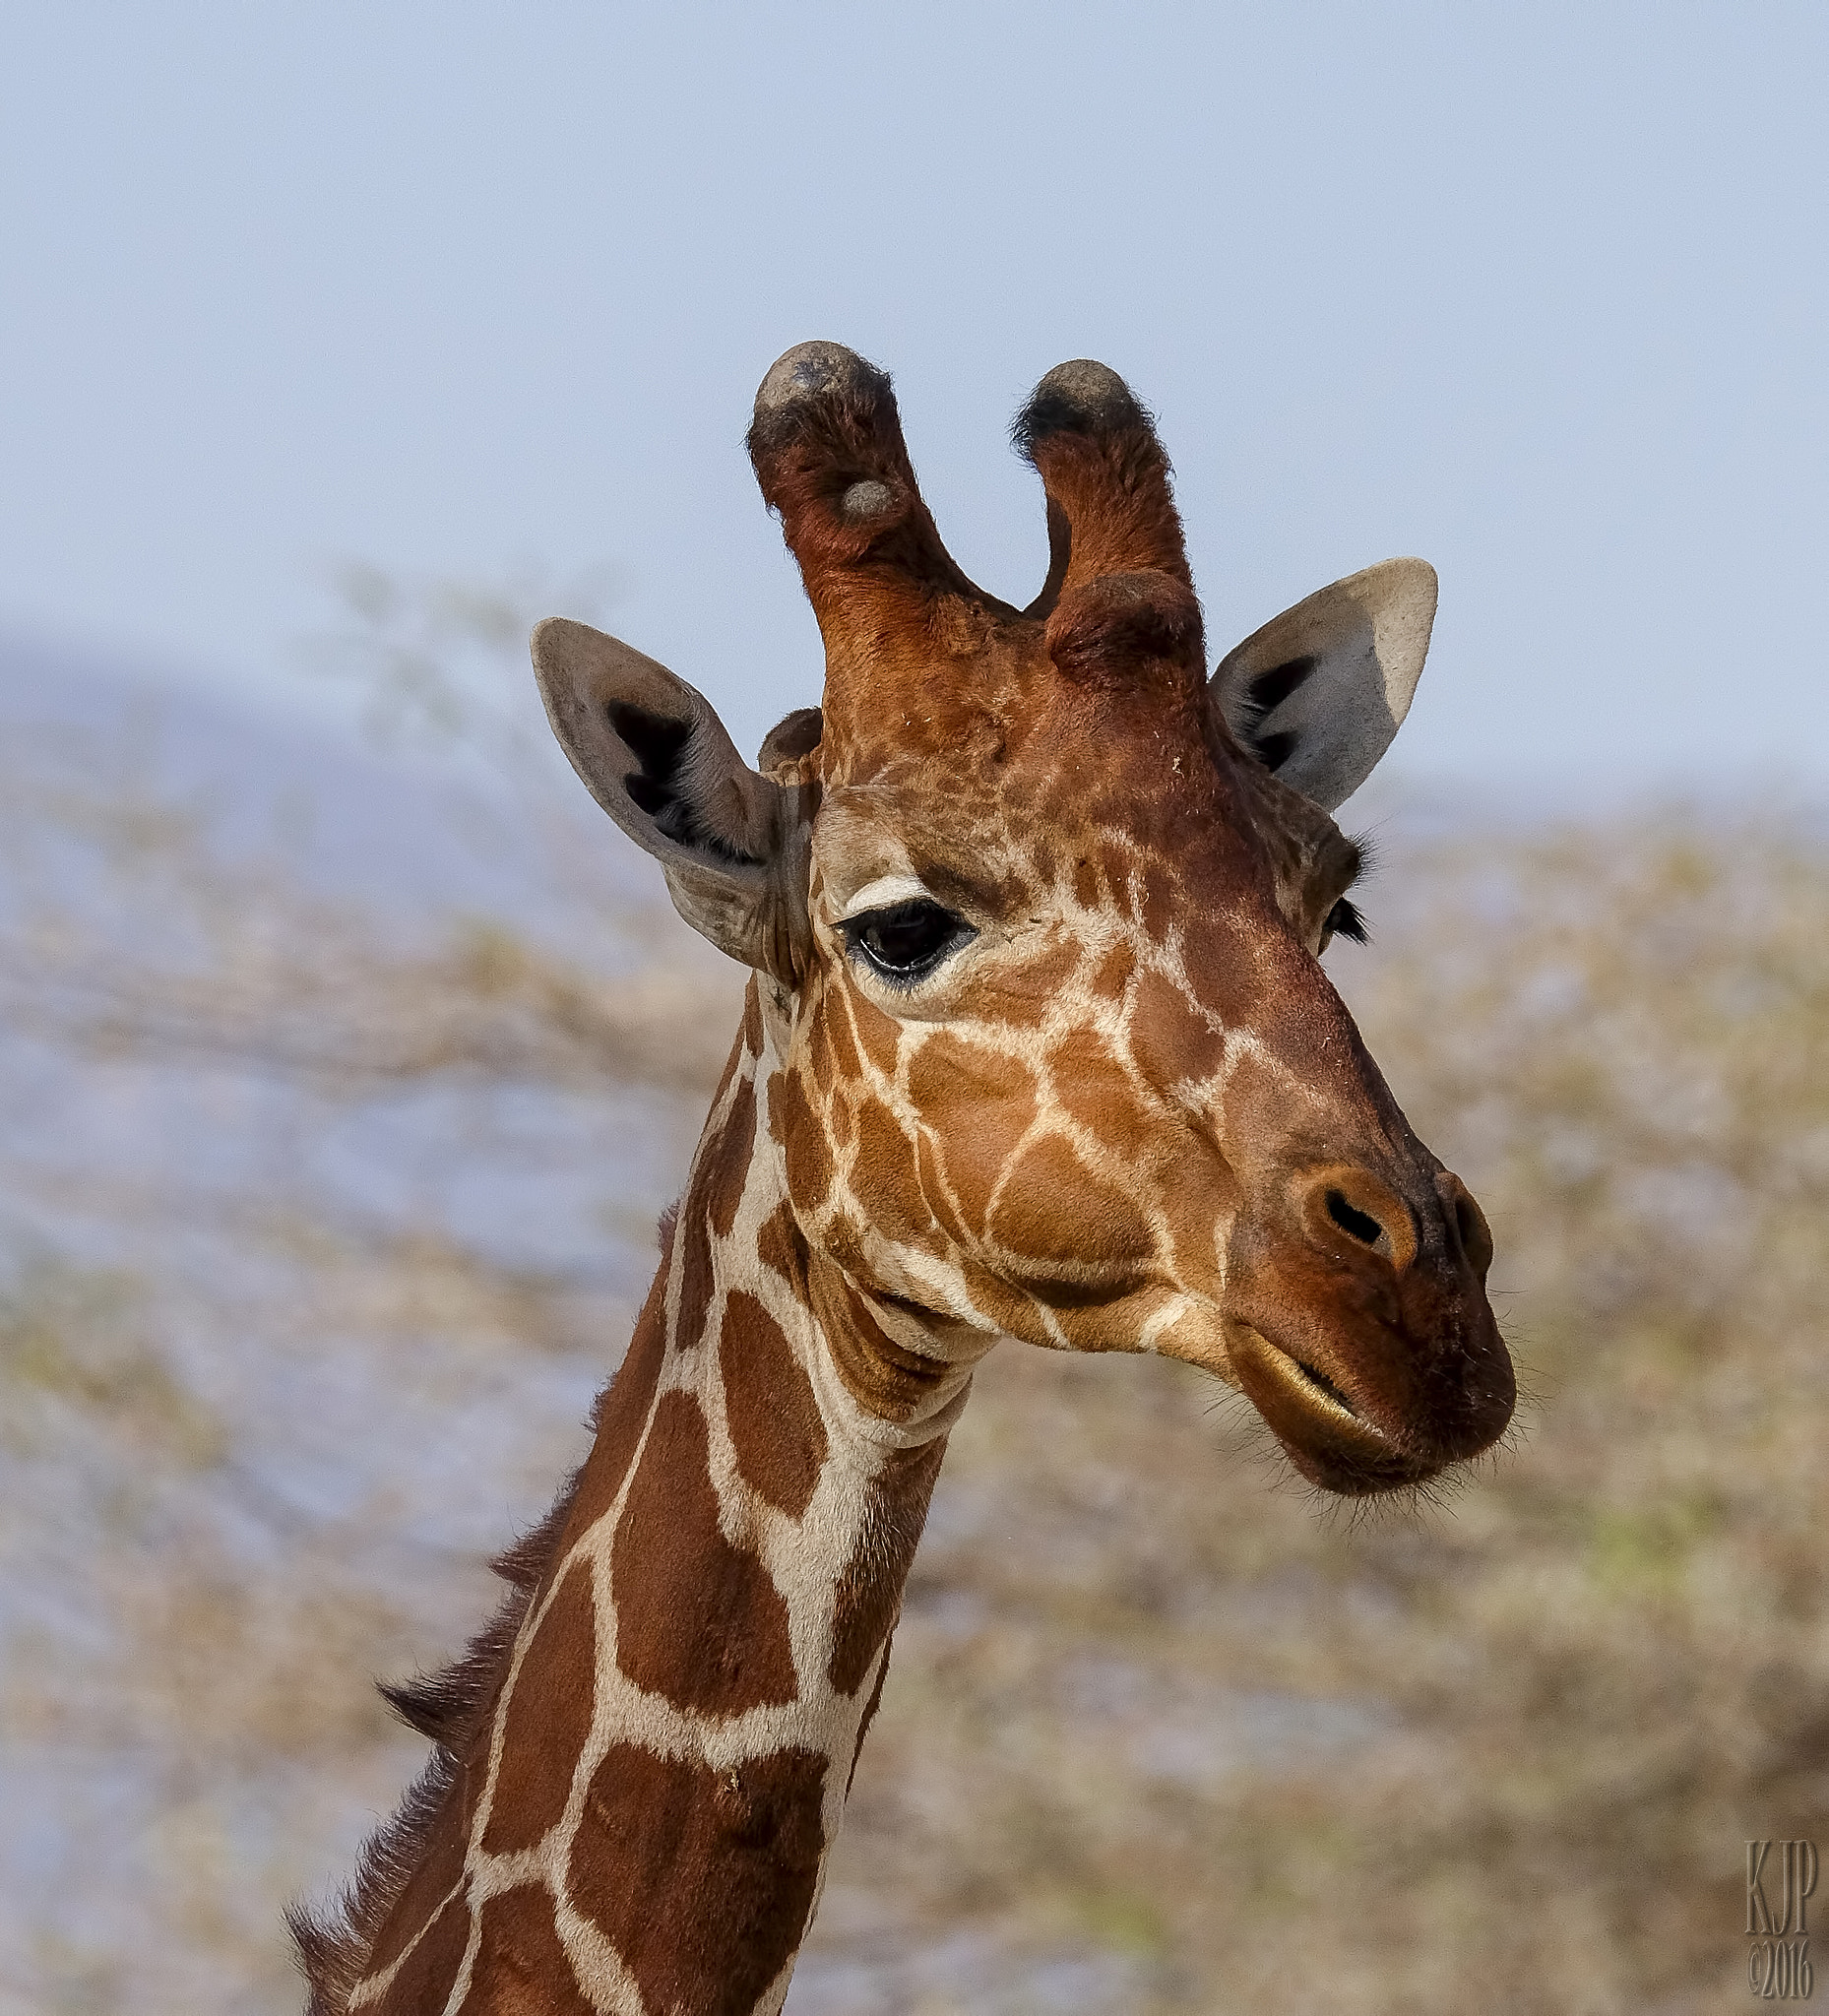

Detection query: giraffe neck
xmin=338 ymin=979 xmax=965 ymax=2016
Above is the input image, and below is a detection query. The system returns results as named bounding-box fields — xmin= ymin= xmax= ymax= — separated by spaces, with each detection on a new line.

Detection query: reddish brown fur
xmin=570 ymin=1744 xmax=829 ymax=2016
xmin=826 ymin=1438 xmax=947 ymax=1692
xmin=458 ymin=1889 xmax=597 ymax=2015
xmin=720 ymin=1288 xmax=827 ymax=1519
xmin=905 ymin=1035 xmax=1038 ymax=1225
xmin=747 ymin=350 xmax=985 ymax=699
xmin=478 ymin=1562 xmax=598 ymax=1855
xmin=1015 ymin=366 xmax=1193 ymax=609
xmin=552 ymin=1268 xmax=669 ymax=1556
xmin=707 ymin=1074 xmax=757 ymax=1237
xmin=377 ymin=1894 xmax=472 ymax=2014
xmin=612 ymin=1390 xmax=799 ymax=1714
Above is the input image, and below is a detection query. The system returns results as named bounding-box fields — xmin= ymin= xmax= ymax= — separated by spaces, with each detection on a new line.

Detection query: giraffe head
xmin=534 ymin=343 xmax=1513 ymax=1496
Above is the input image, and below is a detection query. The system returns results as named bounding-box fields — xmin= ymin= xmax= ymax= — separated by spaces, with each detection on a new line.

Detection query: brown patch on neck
xmin=719 ymin=1288 xmax=828 ymax=1519
xmin=293 ymin=1602 xmax=514 ymax=2012
xmin=612 ymin=1390 xmax=799 ymax=1714
xmin=477 ymin=1560 xmax=599 ymax=1856
xmin=706 ymin=1070 xmax=757 ymax=1239
xmin=455 ymin=1886 xmax=596 ymax=2016
xmin=706 ymin=1020 xmax=747 ymax=1114
xmin=827 ymin=1436 xmax=947 ymax=1693
xmin=769 ymin=1061 xmax=834 ymax=1215
xmin=551 ymin=1247 xmax=671 ymax=1558
xmin=569 ymin=1742 xmax=828 ymax=2016
xmin=353 ymin=1801 xmax=472 ymax=1992
xmin=675 ymin=1194 xmax=719 ymax=1360
xmin=362 ymin=1888 xmax=472 ymax=2015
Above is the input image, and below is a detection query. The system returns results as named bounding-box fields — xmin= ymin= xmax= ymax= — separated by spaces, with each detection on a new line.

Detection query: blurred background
xmin=3 ymin=5 xmax=1826 ymax=2011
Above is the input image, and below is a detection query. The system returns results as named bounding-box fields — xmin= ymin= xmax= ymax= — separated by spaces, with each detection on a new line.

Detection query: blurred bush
xmin=1 ymin=602 xmax=1823 ymax=2012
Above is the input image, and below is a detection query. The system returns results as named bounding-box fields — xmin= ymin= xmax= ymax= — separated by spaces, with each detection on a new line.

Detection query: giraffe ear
xmin=532 ymin=618 xmax=813 ymax=981
xmin=1209 ymin=558 xmax=1437 ymax=812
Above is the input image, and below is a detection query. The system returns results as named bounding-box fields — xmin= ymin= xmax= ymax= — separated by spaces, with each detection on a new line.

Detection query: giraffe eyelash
xmin=1321 ymin=834 xmax=1376 ymax=949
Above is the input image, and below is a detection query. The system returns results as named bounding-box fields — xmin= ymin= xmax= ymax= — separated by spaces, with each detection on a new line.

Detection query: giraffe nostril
xmin=1447 ymin=1178 xmax=1495 ymax=1278
xmin=1325 ymin=1189 xmax=1385 ymax=1250
xmin=1294 ymin=1166 xmax=1416 ymax=1271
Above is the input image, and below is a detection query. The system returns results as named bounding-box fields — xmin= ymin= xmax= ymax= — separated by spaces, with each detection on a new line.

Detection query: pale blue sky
xmin=2 ymin=3 xmax=1823 ymax=792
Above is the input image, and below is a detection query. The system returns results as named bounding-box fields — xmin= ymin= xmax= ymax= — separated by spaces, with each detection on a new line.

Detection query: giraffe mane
xmin=287 ymin=1470 xmax=583 ymax=2012
xmin=282 ymin=1210 xmax=697 ymax=2016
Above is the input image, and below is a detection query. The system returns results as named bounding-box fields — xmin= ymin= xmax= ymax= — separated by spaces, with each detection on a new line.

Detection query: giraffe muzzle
xmin=1220 ymin=1165 xmax=1514 ymax=1494
xmin=1224 ymin=1321 xmax=1437 ymax=1492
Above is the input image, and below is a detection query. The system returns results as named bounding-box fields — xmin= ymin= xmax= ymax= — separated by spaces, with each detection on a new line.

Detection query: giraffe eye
xmin=842 ymin=899 xmax=976 ymax=984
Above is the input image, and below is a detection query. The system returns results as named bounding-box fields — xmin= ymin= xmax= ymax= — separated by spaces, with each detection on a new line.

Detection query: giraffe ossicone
xmin=296 ymin=343 xmax=1515 ymax=2014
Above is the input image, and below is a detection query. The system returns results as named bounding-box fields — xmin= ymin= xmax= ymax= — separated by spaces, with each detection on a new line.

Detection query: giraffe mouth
xmin=1223 ymin=1322 xmax=1438 ymax=1495
xmin=1286 ymin=1355 xmax=1359 ymax=1418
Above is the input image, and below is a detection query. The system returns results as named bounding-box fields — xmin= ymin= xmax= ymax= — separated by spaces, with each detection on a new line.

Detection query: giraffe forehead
xmin=811 ymin=783 xmax=1030 ymax=919
xmin=820 ymin=613 xmax=1205 ymax=791
xmin=811 ymin=724 xmax=1290 ymax=931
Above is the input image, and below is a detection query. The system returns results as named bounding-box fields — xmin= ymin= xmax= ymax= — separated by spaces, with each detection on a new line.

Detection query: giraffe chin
xmin=1222 ymin=1321 xmax=1447 ymax=1496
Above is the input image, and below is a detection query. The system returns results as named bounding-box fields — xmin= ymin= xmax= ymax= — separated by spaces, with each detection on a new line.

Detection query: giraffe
xmin=293 ymin=343 xmax=1515 ymax=2014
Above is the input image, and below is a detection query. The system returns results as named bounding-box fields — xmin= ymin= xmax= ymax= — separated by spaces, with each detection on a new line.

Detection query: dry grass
xmin=2 ymin=636 xmax=1824 ymax=2012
